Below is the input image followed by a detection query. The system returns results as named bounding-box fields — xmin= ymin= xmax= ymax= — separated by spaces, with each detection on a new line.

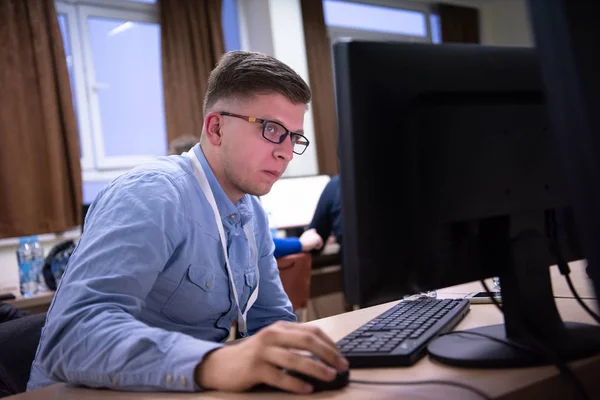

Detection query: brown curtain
xmin=301 ymin=0 xmax=339 ymax=176
xmin=0 ymin=0 xmax=82 ymax=239
xmin=159 ymin=0 xmax=225 ymax=146
xmin=437 ymin=3 xmax=481 ymax=44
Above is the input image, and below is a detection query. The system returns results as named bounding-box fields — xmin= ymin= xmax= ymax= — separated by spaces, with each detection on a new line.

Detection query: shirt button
xmin=111 ymin=376 xmax=119 ymax=386
xmin=179 ymin=376 xmax=188 ymax=387
xmin=165 ymin=374 xmax=173 ymax=384
xmin=205 ymin=281 xmax=211 ymax=289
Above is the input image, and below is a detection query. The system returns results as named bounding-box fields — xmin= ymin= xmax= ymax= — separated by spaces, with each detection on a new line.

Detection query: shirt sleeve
xmin=273 ymin=237 xmax=302 ymax=258
xmin=246 ymin=212 xmax=297 ymax=335
xmin=34 ymin=172 xmax=222 ymax=392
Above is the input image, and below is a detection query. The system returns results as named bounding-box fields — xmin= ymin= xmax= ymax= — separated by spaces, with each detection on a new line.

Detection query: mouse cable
xmin=480 ymin=279 xmax=590 ymax=400
xmin=548 ymin=212 xmax=600 ymax=324
xmin=349 ymin=378 xmax=491 ymax=400
xmin=555 ymin=258 xmax=600 ymax=324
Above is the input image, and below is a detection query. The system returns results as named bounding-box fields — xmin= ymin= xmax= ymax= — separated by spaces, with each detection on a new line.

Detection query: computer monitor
xmin=333 ymin=39 xmax=600 ymax=368
xmin=260 ymin=174 xmax=331 ymax=231
xmin=527 ymin=0 xmax=600 ymax=327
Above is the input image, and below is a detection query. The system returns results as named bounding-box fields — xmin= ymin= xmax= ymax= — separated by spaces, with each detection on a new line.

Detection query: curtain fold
xmin=437 ymin=3 xmax=481 ymax=44
xmin=301 ymin=0 xmax=339 ymax=176
xmin=159 ymin=0 xmax=225 ymax=146
xmin=0 ymin=0 xmax=82 ymax=239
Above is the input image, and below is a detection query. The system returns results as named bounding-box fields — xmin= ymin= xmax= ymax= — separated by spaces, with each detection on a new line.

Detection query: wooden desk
xmin=5 ymin=291 xmax=54 ymax=314
xmin=7 ymin=264 xmax=599 ymax=399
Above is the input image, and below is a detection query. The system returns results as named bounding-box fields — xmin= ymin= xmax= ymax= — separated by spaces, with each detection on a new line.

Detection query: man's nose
xmin=273 ymin=136 xmax=294 ymax=161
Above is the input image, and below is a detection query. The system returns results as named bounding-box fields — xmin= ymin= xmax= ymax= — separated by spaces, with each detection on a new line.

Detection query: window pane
xmin=222 ymin=0 xmax=241 ymax=51
xmin=57 ymin=13 xmax=82 ymax=156
xmin=323 ymin=0 xmax=427 ymax=37
xmin=129 ymin=0 xmax=156 ymax=3
xmin=430 ymin=14 xmax=441 ymax=44
xmin=88 ymin=18 xmax=166 ymax=157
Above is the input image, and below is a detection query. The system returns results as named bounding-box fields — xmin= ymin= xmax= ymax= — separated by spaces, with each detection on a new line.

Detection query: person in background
xmin=168 ymin=134 xmax=201 ymax=156
xmin=300 ymin=175 xmax=342 ymax=252
xmin=168 ymin=136 xmax=324 ymax=259
xmin=28 ymin=51 xmax=348 ymax=395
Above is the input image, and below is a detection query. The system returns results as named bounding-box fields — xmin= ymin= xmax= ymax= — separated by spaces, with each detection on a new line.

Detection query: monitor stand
xmin=427 ymin=230 xmax=600 ymax=368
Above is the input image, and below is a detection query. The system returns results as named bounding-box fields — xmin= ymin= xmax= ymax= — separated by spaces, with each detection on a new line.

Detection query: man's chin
xmin=254 ymin=182 xmax=277 ymax=197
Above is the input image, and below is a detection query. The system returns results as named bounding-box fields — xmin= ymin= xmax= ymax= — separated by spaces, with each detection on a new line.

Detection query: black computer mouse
xmin=253 ymin=357 xmax=350 ymax=393
xmin=287 ymin=366 xmax=350 ymax=392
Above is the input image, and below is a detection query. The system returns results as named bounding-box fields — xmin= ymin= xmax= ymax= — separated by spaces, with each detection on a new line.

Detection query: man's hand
xmin=195 ymin=321 xmax=348 ymax=394
xmin=299 ymin=229 xmax=324 ymax=252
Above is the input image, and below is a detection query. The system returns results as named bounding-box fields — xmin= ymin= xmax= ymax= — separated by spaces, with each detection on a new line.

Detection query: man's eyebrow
xmin=262 ymin=115 xmax=304 ymax=134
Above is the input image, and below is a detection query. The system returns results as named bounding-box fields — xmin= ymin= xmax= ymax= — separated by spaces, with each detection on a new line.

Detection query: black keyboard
xmin=337 ymin=298 xmax=470 ymax=367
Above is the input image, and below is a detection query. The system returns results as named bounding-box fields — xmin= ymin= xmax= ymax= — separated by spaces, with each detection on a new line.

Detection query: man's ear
xmin=203 ymin=113 xmax=222 ymax=146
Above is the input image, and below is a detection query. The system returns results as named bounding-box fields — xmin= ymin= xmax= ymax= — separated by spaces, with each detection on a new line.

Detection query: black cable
xmin=350 ymin=378 xmax=491 ymax=400
xmin=562 ymin=266 xmax=600 ymax=324
xmin=480 ymin=279 xmax=590 ymax=400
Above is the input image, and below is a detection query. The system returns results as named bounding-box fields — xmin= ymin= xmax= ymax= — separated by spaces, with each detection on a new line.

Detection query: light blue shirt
xmin=27 ymin=145 xmax=296 ymax=392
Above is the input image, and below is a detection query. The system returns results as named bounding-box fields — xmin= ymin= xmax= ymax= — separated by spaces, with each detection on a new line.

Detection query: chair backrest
xmin=0 ymin=312 xmax=46 ymax=397
xmin=277 ymin=253 xmax=312 ymax=311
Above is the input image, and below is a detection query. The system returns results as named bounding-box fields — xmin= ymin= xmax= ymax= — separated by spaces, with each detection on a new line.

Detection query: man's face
xmin=218 ymin=93 xmax=306 ymax=199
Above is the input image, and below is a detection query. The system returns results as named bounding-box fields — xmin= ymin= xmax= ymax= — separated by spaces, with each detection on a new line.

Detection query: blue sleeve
xmin=273 ymin=237 xmax=302 ymax=258
xmin=31 ymin=172 xmax=222 ymax=392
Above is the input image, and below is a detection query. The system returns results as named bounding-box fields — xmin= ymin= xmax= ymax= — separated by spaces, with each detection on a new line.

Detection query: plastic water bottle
xmin=30 ymin=236 xmax=48 ymax=292
xmin=16 ymin=237 xmax=38 ymax=297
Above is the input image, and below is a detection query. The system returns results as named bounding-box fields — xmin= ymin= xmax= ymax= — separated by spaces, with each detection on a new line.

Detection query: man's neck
xmin=200 ymin=144 xmax=244 ymax=204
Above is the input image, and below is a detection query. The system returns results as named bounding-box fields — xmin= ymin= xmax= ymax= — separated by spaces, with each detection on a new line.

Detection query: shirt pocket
xmin=239 ymin=269 xmax=258 ymax=312
xmin=161 ymin=265 xmax=228 ymax=326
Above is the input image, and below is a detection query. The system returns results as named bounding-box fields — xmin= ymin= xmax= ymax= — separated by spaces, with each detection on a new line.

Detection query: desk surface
xmin=8 ymin=262 xmax=599 ymax=400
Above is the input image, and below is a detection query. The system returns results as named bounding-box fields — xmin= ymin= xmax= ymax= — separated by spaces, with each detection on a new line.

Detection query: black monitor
xmin=333 ymin=39 xmax=600 ymax=368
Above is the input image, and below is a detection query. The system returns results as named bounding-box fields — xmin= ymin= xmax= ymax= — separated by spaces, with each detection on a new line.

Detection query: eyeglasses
xmin=219 ymin=112 xmax=310 ymax=155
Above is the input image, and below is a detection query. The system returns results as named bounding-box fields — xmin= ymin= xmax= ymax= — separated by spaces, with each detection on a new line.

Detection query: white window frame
xmin=78 ymin=4 xmax=162 ymax=170
xmin=55 ymin=2 xmax=95 ymax=171
xmin=55 ymin=0 xmax=161 ymax=182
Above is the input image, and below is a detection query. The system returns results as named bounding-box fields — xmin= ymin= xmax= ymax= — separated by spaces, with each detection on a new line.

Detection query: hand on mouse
xmin=194 ymin=321 xmax=349 ymax=394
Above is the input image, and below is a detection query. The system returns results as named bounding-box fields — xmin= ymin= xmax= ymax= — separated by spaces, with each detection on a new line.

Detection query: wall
xmin=480 ymin=0 xmax=533 ymax=47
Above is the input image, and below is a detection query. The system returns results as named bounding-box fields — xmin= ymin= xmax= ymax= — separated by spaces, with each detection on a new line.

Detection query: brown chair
xmin=276 ymin=252 xmax=312 ymax=322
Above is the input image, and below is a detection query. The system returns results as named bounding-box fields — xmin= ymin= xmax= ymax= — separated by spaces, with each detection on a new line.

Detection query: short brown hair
xmin=203 ymin=51 xmax=312 ymax=115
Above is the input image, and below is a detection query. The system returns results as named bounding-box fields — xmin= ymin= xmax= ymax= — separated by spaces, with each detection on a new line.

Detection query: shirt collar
xmin=192 ymin=144 xmax=252 ymax=227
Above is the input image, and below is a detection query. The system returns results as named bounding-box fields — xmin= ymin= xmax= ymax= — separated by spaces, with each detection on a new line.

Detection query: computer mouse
xmin=287 ymin=366 xmax=350 ymax=392
xmin=253 ymin=357 xmax=350 ymax=393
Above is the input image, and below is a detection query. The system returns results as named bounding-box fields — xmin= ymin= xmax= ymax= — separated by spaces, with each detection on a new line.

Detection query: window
xmin=222 ymin=0 xmax=242 ymax=51
xmin=56 ymin=0 xmax=164 ymax=203
xmin=323 ymin=0 xmax=433 ymax=43
xmin=430 ymin=13 xmax=442 ymax=44
xmin=56 ymin=0 xmax=241 ymax=204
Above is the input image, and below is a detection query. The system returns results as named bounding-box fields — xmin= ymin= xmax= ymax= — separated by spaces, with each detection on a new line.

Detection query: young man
xmin=27 ymin=51 xmax=348 ymax=395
